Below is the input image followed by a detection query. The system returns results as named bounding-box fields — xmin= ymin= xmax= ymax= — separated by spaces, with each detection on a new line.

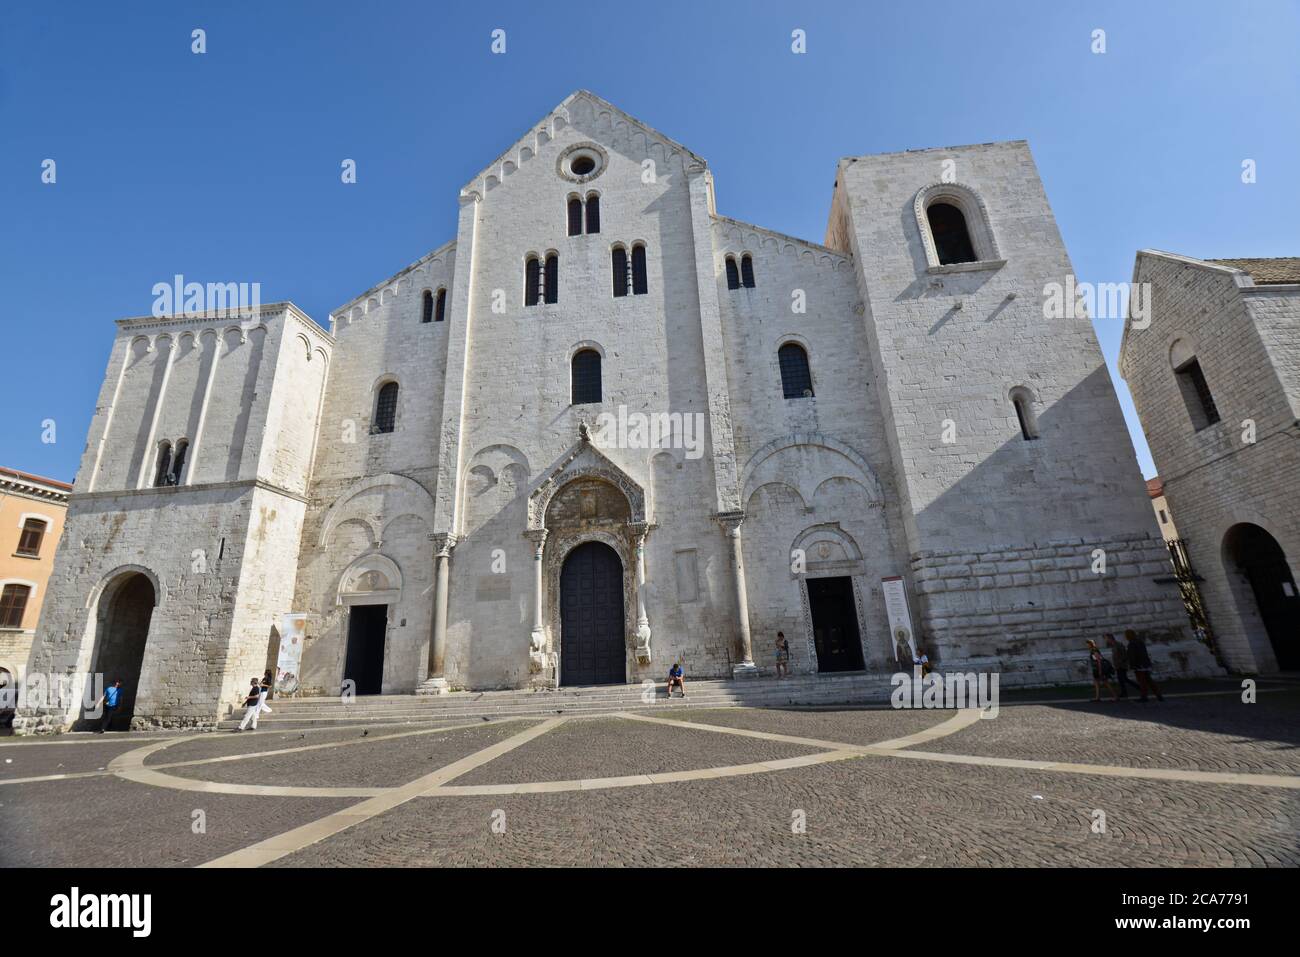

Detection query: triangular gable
xmin=460 ymin=89 xmax=707 ymax=202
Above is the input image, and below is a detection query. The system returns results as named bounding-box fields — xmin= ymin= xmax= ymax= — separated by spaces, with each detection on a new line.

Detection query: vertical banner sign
xmin=881 ymin=576 xmax=916 ymax=665
xmin=276 ymin=613 xmax=308 ymax=695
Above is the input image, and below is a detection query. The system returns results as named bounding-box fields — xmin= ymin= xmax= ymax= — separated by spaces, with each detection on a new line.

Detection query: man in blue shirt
xmin=96 ymin=679 xmax=122 ymax=733
xmin=667 ymin=662 xmax=685 ymax=698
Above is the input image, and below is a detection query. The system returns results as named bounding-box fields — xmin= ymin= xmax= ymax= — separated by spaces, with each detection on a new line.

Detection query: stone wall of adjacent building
xmin=1123 ymin=252 xmax=1300 ymax=672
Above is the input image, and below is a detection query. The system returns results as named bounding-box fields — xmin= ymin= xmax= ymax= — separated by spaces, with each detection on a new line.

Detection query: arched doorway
xmin=1224 ymin=523 xmax=1299 ymax=670
xmin=560 ymin=541 xmax=625 ymax=686
xmin=85 ymin=572 xmax=156 ymax=729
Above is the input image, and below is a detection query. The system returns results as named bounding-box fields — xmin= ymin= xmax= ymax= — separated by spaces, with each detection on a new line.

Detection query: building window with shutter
xmin=0 ymin=584 xmax=30 ymax=628
xmin=16 ymin=519 xmax=47 ymax=557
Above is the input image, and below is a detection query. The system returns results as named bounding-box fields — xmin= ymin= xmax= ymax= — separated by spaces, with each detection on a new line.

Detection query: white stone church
xmin=19 ymin=91 xmax=1219 ymax=731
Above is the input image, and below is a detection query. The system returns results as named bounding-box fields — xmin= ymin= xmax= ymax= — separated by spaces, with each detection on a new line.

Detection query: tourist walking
xmin=913 ymin=646 xmax=932 ymax=678
xmin=774 ymin=632 xmax=790 ymax=678
xmin=1125 ymin=629 xmax=1165 ymax=702
xmin=236 ymin=678 xmax=263 ymax=731
xmin=1086 ymin=639 xmax=1118 ymax=702
xmin=258 ymin=669 xmax=273 ymax=714
xmin=95 ymin=679 xmax=123 ymax=733
xmin=1104 ymin=633 xmax=1133 ymax=699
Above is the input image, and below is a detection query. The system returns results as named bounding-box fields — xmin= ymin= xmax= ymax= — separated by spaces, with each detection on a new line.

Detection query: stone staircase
xmin=218 ymin=673 xmax=899 ymax=728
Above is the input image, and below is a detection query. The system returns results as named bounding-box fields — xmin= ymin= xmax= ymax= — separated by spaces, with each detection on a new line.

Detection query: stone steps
xmin=218 ymin=675 xmax=896 ymax=728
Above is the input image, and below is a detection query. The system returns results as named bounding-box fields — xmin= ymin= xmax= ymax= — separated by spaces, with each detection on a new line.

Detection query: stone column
xmin=525 ymin=528 xmax=549 ymax=670
xmin=717 ymin=511 xmax=757 ymax=676
xmin=631 ymin=524 xmax=652 ymax=663
xmin=417 ymin=533 xmax=456 ymax=695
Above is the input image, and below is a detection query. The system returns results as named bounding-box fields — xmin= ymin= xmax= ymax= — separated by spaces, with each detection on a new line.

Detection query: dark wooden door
xmin=808 ymin=576 xmax=865 ymax=672
xmin=560 ymin=542 xmax=625 ymax=686
xmin=343 ymin=604 xmax=387 ymax=695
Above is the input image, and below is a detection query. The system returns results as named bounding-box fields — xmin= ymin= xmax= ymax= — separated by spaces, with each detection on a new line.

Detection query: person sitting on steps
xmin=666 ymin=661 xmax=686 ymax=698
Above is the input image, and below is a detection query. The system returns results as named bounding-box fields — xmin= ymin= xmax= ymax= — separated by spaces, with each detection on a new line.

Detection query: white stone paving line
xmin=198 ymin=717 xmax=569 ymax=868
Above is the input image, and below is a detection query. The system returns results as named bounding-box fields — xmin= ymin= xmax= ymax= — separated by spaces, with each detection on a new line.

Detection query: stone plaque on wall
xmin=475 ymin=575 xmax=512 ymax=602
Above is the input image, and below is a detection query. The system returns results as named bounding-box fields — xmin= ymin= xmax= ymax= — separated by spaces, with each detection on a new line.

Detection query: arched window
xmin=1009 ymin=387 xmax=1039 ymax=441
xmin=612 ymin=246 xmax=629 ymax=298
xmin=434 ymin=287 xmax=447 ymax=322
xmin=1175 ymin=357 xmax=1220 ymax=430
xmin=585 ymin=193 xmax=600 ymax=234
xmin=16 ymin=519 xmax=47 ymax=557
xmin=0 ymin=584 xmax=30 ymax=628
xmin=525 ymin=256 xmax=541 ymax=307
xmin=544 ymin=253 xmax=558 ymax=304
xmin=153 ymin=442 xmax=173 ymax=487
xmin=571 ymin=349 xmax=602 ymax=405
xmin=171 ymin=439 xmax=190 ymax=483
xmin=631 ymin=244 xmax=648 ymax=295
xmin=740 ymin=254 xmax=756 ymax=288
xmin=567 ymin=196 xmax=583 ymax=237
xmin=927 ymin=202 xmax=977 ymax=265
xmin=374 ymin=382 xmax=398 ymax=434
xmin=725 ymin=256 xmax=740 ymax=290
xmin=421 ymin=289 xmax=433 ymax=323
xmin=778 ymin=343 xmax=814 ymax=399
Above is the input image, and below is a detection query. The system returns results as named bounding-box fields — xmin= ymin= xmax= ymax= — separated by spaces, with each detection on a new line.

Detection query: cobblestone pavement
xmin=454 ymin=716 xmax=821 ymax=786
xmin=2 ymin=684 xmax=1297 ymax=867
xmin=913 ymin=691 xmax=1300 ymax=775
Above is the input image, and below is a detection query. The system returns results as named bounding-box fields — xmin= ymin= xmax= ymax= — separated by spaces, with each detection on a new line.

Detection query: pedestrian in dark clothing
xmin=1104 ymin=633 xmax=1133 ymax=699
xmin=1086 ymin=640 xmax=1118 ymax=702
xmin=95 ymin=679 xmax=123 ymax=733
xmin=1124 ymin=630 xmax=1164 ymax=701
xmin=258 ymin=669 xmax=273 ymax=714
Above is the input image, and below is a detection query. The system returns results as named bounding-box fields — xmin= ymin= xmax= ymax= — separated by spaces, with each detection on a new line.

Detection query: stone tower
xmin=827 ymin=142 xmax=1217 ymax=679
xmin=17 ymin=304 xmax=332 ymax=730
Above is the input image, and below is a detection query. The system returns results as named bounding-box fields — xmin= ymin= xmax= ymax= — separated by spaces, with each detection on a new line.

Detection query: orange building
xmin=0 ymin=467 xmax=72 ymax=691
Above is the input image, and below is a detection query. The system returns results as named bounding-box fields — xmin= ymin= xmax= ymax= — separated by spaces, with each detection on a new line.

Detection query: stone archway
xmin=524 ymin=435 xmax=652 ymax=686
xmin=1224 ymin=523 xmax=1299 ymax=671
xmin=81 ymin=571 xmax=157 ymax=730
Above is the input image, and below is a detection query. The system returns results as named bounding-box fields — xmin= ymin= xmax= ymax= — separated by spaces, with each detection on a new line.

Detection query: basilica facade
xmin=17 ymin=91 xmax=1219 ymax=731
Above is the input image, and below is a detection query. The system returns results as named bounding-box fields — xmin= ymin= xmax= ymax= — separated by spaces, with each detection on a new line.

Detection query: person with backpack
xmin=1086 ymin=639 xmax=1118 ymax=702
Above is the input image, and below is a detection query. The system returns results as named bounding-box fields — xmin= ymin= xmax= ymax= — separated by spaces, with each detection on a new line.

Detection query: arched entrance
xmin=84 ymin=572 xmax=157 ymax=729
xmin=1224 ymin=523 xmax=1299 ymax=670
xmin=560 ymin=541 xmax=625 ymax=686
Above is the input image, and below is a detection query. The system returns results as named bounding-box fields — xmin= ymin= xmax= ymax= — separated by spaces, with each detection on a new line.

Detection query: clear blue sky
xmin=3 ymin=0 xmax=1296 ymax=484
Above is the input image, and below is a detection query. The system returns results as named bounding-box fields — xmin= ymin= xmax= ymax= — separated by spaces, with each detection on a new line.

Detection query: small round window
xmin=570 ymin=156 xmax=596 ymax=176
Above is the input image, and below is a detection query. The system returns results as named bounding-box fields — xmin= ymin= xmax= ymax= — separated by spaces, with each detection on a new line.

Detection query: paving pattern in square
xmin=2 ymin=685 xmax=1296 ymax=868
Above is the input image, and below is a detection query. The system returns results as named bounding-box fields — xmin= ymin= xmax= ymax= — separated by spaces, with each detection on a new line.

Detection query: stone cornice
xmin=68 ymin=477 xmax=309 ymax=507
xmin=115 ymin=302 xmax=334 ymax=345
xmin=0 ymin=475 xmax=70 ymax=504
xmin=329 ymin=239 xmax=457 ymax=324
xmin=711 ymin=215 xmax=850 ymax=263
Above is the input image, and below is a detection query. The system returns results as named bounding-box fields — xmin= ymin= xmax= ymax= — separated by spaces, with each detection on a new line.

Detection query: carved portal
xmin=524 ymin=433 xmax=653 ymax=684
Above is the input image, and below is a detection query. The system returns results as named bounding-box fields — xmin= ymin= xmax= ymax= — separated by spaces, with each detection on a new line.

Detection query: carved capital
xmin=714 ymin=509 xmax=745 ymax=536
xmin=432 ymin=532 xmax=457 ymax=559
